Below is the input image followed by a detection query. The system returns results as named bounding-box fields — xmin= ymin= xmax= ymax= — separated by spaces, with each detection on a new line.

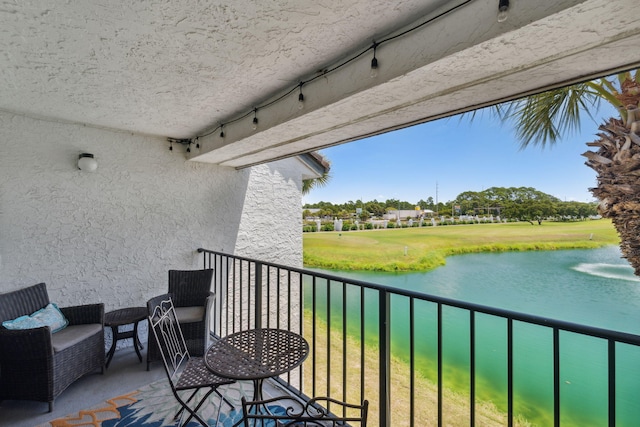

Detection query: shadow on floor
xmin=0 ymin=345 xmax=164 ymax=427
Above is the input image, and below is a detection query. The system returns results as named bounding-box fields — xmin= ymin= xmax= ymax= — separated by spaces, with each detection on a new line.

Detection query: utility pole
xmin=435 ymin=181 xmax=439 ymax=216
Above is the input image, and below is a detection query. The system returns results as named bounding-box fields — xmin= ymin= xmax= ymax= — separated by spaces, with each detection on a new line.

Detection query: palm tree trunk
xmin=584 ymin=105 xmax=640 ymax=274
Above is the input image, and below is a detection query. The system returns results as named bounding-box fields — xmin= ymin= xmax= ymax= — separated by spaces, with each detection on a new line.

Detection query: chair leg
xmin=179 ymin=405 xmax=210 ymax=427
xmin=48 ymin=401 xmax=54 ymax=412
xmin=216 ymin=389 xmax=235 ymax=410
xmin=175 ymin=388 xmax=216 ymax=427
xmin=214 ymin=392 xmax=226 ymax=427
xmin=174 ymin=389 xmax=198 ymax=420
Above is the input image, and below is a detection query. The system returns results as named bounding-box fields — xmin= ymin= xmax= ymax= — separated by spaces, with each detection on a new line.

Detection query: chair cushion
xmin=51 ymin=323 xmax=102 ymax=352
xmin=2 ymin=303 xmax=69 ymax=333
xmin=175 ymin=306 xmax=205 ymax=324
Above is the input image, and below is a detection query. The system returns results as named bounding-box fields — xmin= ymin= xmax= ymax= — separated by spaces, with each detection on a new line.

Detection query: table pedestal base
xmin=106 ymin=323 xmax=144 ymax=368
xmin=104 ymin=307 xmax=147 ymax=369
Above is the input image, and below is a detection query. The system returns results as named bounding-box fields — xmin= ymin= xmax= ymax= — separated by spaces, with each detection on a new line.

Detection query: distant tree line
xmin=303 ymin=186 xmax=598 ymax=222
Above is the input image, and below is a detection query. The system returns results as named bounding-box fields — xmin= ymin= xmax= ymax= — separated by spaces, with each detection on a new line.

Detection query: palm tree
xmin=497 ymin=70 xmax=640 ymax=273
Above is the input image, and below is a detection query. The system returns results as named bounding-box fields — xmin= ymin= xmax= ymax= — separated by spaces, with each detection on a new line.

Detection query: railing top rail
xmin=198 ymin=248 xmax=640 ymax=346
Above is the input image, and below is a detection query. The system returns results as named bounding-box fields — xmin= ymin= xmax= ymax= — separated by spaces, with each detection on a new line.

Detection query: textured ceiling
xmin=0 ymin=0 xmax=446 ymax=137
xmin=1 ymin=0 xmax=640 ymax=168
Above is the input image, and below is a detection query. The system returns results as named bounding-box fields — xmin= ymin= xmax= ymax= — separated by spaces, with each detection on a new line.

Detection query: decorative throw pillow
xmin=1 ymin=314 xmax=42 ymax=330
xmin=2 ymin=303 xmax=69 ymax=333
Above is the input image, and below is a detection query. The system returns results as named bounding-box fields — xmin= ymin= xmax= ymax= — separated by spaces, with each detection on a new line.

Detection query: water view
xmin=308 ymin=245 xmax=640 ymax=426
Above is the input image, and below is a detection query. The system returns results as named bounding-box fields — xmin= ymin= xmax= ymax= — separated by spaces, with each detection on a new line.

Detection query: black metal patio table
xmin=204 ymin=328 xmax=309 ymax=402
xmin=104 ymin=306 xmax=147 ymax=368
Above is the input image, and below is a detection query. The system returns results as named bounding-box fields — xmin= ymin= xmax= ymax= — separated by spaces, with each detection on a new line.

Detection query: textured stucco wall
xmin=0 ymin=111 xmax=303 ymax=311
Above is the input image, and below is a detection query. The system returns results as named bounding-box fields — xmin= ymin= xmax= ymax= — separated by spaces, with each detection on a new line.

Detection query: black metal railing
xmin=198 ymin=248 xmax=640 ymax=427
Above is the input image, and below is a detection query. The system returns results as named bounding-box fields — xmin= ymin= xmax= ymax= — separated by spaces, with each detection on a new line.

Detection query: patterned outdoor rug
xmin=37 ymin=379 xmax=257 ymax=427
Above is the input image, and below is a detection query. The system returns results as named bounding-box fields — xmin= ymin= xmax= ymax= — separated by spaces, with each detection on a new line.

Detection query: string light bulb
xmin=252 ymin=109 xmax=259 ymax=130
xmin=167 ymin=138 xmax=193 ymax=153
xmin=219 ymin=125 xmax=225 ymax=138
xmin=497 ymin=0 xmax=509 ymax=22
xmin=298 ymin=83 xmax=305 ymax=110
xmin=370 ymin=43 xmax=379 ymax=78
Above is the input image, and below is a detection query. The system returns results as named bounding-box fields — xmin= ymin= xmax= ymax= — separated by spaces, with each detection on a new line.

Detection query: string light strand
xmin=188 ymin=0 xmax=477 ymax=145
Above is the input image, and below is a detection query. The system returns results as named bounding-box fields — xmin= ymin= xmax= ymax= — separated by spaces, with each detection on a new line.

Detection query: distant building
xmin=384 ymin=209 xmax=424 ymax=220
xmin=303 ymin=208 xmax=323 ymax=220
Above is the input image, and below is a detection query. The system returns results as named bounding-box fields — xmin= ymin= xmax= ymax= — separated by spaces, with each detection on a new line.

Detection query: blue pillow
xmin=2 ymin=303 xmax=69 ymax=333
xmin=2 ymin=314 xmax=42 ymax=330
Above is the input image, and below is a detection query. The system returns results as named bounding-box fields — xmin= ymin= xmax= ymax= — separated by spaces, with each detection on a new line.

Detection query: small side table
xmin=104 ymin=307 xmax=147 ymax=369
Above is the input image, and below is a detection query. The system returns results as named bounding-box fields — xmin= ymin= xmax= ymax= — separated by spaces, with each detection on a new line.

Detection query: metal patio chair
xmin=241 ymin=395 xmax=368 ymax=426
xmin=148 ymin=295 xmax=235 ymax=427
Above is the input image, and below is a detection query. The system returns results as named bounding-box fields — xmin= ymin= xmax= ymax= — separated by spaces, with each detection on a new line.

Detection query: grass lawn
xmin=303 ymin=219 xmax=619 ymax=272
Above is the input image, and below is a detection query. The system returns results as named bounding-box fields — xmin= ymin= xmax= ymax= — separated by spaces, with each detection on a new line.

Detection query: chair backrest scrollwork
xmin=148 ymin=297 xmax=190 ymax=381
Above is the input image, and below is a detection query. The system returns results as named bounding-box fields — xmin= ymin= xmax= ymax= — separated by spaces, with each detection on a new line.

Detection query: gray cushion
xmin=51 ymin=323 xmax=102 ymax=353
xmin=175 ymin=306 xmax=205 ymax=324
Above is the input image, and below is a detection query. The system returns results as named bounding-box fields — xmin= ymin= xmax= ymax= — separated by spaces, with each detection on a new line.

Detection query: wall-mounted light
xmin=497 ymin=0 xmax=509 ymax=22
xmin=77 ymin=153 xmax=97 ymax=172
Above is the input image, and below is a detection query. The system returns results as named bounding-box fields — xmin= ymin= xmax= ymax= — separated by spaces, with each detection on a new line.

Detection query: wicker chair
xmin=147 ymin=269 xmax=214 ymax=370
xmin=0 ymin=283 xmax=105 ymax=412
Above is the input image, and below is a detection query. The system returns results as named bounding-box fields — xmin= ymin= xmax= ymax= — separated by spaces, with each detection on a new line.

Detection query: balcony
xmin=198 ymin=249 xmax=640 ymax=427
xmin=3 ymin=2 xmax=640 ymax=426
xmin=4 ymin=248 xmax=640 ymax=426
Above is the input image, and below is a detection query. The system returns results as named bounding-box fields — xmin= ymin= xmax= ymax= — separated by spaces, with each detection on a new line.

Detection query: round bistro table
xmin=104 ymin=307 xmax=147 ymax=369
xmin=204 ymin=328 xmax=309 ymax=401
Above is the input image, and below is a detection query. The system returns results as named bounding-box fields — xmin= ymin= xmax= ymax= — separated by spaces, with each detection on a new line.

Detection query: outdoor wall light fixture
xmin=497 ymin=0 xmax=510 ymax=22
xmin=77 ymin=153 xmax=97 ymax=172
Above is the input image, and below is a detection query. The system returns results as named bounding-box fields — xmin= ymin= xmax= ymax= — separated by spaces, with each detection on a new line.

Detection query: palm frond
xmin=500 ymin=83 xmax=601 ymax=148
xmin=302 ymin=169 xmax=332 ymax=195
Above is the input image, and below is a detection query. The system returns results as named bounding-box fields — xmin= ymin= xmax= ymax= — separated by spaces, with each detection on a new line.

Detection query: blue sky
xmin=302 ymin=103 xmax=619 ymax=206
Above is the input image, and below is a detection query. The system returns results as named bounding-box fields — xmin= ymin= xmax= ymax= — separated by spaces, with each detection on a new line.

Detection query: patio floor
xmin=1 ymin=345 xmax=165 ymax=427
xmin=1 ymin=338 xmax=297 ymax=427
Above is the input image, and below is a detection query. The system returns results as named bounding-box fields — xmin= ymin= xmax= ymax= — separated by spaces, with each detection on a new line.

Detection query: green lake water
xmin=307 ymin=245 xmax=640 ymax=426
